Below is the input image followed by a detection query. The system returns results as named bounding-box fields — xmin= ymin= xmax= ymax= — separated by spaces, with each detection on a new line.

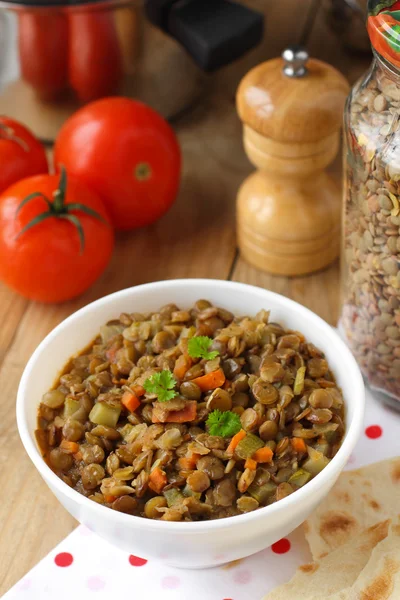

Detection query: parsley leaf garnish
xmin=188 ymin=336 xmax=219 ymax=360
xmin=206 ymin=409 xmax=242 ymax=438
xmin=143 ymin=370 xmax=178 ymax=403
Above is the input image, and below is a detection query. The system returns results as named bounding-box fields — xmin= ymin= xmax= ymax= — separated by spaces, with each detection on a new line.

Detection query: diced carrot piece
xmin=178 ymin=453 xmax=201 ymax=470
xmin=177 ymin=458 xmax=192 ymax=470
xmin=173 ymin=355 xmax=193 ymax=380
xmin=60 ymin=440 xmax=79 ymax=454
xmin=245 ymin=458 xmax=257 ymax=470
xmin=152 ymin=401 xmax=197 ymax=423
xmin=121 ymin=390 xmax=141 ymax=413
xmin=133 ymin=385 xmax=145 ymax=397
xmin=191 ymin=368 xmax=226 ymax=392
xmin=148 ymin=467 xmax=168 ymax=494
xmin=291 ymin=437 xmax=307 ymax=453
xmin=105 ymin=495 xmax=116 ymax=503
xmin=253 ymin=447 xmax=274 ymax=463
xmin=226 ymin=429 xmax=246 ymax=455
xmin=112 ymin=377 xmax=128 ymax=385
xmin=73 ymin=451 xmax=83 ymax=461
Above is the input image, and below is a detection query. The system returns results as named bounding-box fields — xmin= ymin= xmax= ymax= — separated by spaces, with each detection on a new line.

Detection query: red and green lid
xmin=368 ymin=1 xmax=400 ymax=67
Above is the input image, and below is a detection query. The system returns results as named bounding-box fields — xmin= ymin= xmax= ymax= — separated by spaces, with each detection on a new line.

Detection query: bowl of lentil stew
xmin=17 ymin=280 xmax=364 ymax=568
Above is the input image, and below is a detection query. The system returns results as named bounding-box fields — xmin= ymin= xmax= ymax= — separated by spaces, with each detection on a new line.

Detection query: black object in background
xmin=145 ymin=0 xmax=264 ymax=71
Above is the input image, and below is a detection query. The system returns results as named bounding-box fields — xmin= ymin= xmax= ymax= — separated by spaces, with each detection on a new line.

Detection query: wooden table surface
xmin=0 ymin=1 xmax=370 ymax=594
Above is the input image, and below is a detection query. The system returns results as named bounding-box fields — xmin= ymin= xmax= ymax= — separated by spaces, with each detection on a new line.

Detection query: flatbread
xmin=329 ymin=522 xmax=400 ymax=600
xmin=262 ymin=520 xmax=390 ymax=600
xmin=304 ymin=458 xmax=400 ymax=559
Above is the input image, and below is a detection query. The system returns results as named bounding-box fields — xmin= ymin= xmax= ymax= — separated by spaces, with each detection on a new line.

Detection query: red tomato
xmin=0 ymin=117 xmax=48 ymax=195
xmin=18 ymin=12 xmax=68 ymax=100
xmin=68 ymin=12 xmax=123 ymax=103
xmin=54 ymin=97 xmax=181 ymax=230
xmin=0 ymin=171 xmax=114 ymax=303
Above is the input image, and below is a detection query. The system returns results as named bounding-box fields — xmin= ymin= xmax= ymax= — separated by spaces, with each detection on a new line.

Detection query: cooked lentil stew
xmin=36 ymin=300 xmax=345 ymax=521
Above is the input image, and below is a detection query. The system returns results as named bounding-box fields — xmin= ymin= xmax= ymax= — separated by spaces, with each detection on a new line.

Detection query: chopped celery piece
xmin=303 ymin=452 xmax=330 ymax=476
xmin=288 ymin=468 xmax=312 ymax=488
xmin=163 ymin=488 xmax=184 ymax=507
xmin=314 ymin=422 xmax=339 ymax=435
xmin=324 ymin=429 xmax=338 ymax=443
xmin=63 ymin=398 xmax=80 ymax=418
xmin=314 ymin=441 xmax=329 ymax=455
xmin=89 ymin=402 xmax=121 ymax=428
xmin=183 ymin=484 xmax=201 ymax=500
xmin=236 ymin=433 xmax=264 ymax=459
xmin=293 ymin=366 xmax=306 ymax=395
xmin=248 ymin=481 xmax=277 ymax=504
xmin=307 ymin=445 xmax=321 ymax=460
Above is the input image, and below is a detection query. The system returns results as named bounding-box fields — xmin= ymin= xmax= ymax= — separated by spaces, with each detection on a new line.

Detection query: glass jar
xmin=0 ymin=0 xmax=204 ymax=142
xmin=341 ymin=1 xmax=400 ymax=404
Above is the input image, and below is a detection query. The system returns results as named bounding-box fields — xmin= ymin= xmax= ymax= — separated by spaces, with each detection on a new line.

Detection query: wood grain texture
xmin=0 ymin=0 xmax=370 ymax=594
xmin=236 ymin=125 xmax=342 ymax=276
xmin=0 ymin=286 xmax=28 ymax=367
xmin=236 ymin=58 xmax=349 ymax=142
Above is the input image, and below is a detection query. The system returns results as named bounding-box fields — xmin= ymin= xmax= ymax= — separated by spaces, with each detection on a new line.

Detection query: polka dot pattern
xmin=271 ymin=538 xmax=291 ymax=554
xmin=54 ymin=552 xmax=73 ymax=567
xmin=128 ymin=555 xmax=147 ymax=567
xmin=365 ymin=424 xmax=383 ymax=439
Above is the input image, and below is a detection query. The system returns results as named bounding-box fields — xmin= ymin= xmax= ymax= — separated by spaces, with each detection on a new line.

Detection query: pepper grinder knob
xmin=282 ymin=45 xmax=309 ymax=78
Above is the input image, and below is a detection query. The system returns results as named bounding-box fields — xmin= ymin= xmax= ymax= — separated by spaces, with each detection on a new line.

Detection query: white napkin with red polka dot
xmin=5 ymin=387 xmax=400 ymax=600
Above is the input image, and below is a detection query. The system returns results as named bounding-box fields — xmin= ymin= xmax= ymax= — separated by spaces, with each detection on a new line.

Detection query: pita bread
xmin=329 ymin=522 xmax=400 ymax=600
xmin=262 ymin=520 xmax=390 ymax=600
xmin=304 ymin=458 xmax=400 ymax=559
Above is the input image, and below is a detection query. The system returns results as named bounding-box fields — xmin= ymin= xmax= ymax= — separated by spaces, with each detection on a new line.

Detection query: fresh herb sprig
xmin=143 ymin=370 xmax=178 ymax=403
xmin=206 ymin=409 xmax=241 ymax=438
xmin=188 ymin=336 xmax=219 ymax=360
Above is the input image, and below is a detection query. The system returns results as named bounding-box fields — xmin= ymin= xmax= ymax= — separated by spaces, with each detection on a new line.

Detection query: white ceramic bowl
xmin=17 ymin=279 xmax=365 ymax=569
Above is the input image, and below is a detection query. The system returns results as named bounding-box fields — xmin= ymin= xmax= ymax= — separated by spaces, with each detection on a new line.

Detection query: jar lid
xmin=367 ymin=0 xmax=400 ymax=68
xmin=236 ymin=46 xmax=349 ymax=144
xmin=2 ymin=0 xmax=108 ymax=6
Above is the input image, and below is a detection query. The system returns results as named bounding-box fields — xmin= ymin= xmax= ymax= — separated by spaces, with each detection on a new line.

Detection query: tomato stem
xmin=52 ymin=165 xmax=67 ymax=212
xmin=15 ymin=166 xmax=106 ymax=254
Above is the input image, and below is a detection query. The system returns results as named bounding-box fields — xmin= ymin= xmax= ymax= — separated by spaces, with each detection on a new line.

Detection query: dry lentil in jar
xmin=341 ymin=1 xmax=400 ymax=401
xmin=36 ymin=300 xmax=345 ymax=521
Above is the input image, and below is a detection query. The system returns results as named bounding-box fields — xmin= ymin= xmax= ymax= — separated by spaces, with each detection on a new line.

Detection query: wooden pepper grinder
xmin=236 ymin=46 xmax=349 ymax=276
